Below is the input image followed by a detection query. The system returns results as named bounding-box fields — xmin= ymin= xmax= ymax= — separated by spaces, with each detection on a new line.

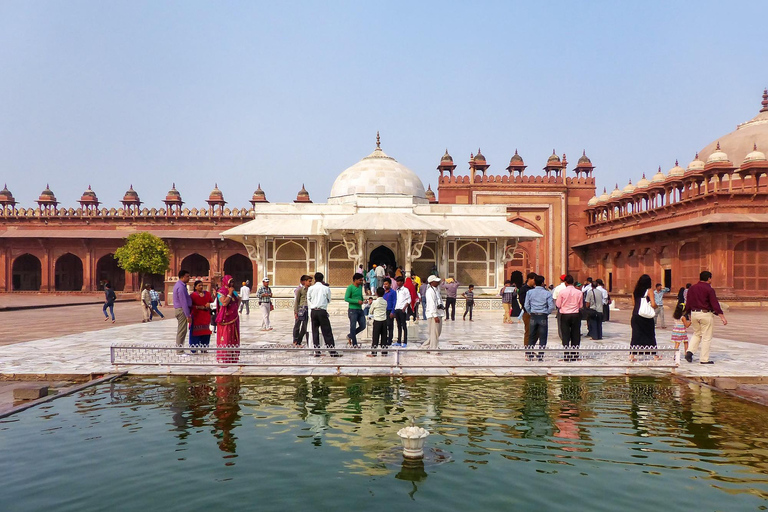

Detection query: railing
xmin=111 ymin=343 xmax=677 ymax=371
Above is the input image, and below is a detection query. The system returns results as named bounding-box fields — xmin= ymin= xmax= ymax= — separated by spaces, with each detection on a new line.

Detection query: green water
xmin=2 ymin=376 xmax=768 ymax=511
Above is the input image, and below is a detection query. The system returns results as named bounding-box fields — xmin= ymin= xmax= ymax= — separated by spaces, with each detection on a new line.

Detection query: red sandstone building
xmin=1 ymin=90 xmax=766 ymax=301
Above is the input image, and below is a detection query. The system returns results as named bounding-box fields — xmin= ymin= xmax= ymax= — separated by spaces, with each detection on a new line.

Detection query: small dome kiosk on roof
xmin=668 ymin=160 xmax=685 ymax=177
xmin=122 ymin=185 xmax=140 ymax=203
xmin=597 ymin=187 xmax=610 ymax=202
xmin=425 ymin=184 xmax=437 ymax=202
xmin=651 ymin=166 xmax=666 ymax=183
xmin=706 ymin=142 xmax=729 ymax=164
xmin=578 ymin=151 xmax=592 ymax=164
xmin=686 ymin=153 xmax=705 ymax=172
xmin=39 ymin=184 xmax=57 ymax=202
xmin=610 ymin=184 xmax=622 ymax=199
xmin=636 ymin=174 xmax=651 ymax=189
xmin=165 ymin=183 xmax=182 ymax=201
xmin=208 ymin=184 xmax=225 ymax=201
xmin=744 ymin=143 xmax=767 ymax=163
xmin=509 ymin=149 xmax=524 ymax=164
xmin=587 ymin=194 xmax=599 ymax=206
xmin=623 ymin=180 xmax=636 ymax=194
xmin=251 ymin=183 xmax=268 ymax=203
xmin=0 ymin=184 xmax=16 ymax=205
xmin=440 ymin=149 xmax=453 ymax=162
xmin=79 ymin=185 xmax=99 ymax=203
xmin=474 ymin=148 xmax=486 ymax=162
xmin=547 ymin=150 xmax=561 ymax=163
xmin=295 ymin=184 xmax=312 ymax=203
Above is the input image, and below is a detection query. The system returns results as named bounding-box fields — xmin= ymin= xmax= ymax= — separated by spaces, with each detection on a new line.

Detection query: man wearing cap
xmin=257 ymin=277 xmax=273 ymax=331
xmin=424 ymin=275 xmax=444 ymax=352
xmin=552 ymin=274 xmax=567 ymax=341
xmin=239 ymin=280 xmax=251 ymax=315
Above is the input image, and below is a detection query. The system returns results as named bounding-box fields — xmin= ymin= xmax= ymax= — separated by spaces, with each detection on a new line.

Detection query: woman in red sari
xmin=189 ymin=280 xmax=214 ymax=352
xmin=216 ymin=275 xmax=241 ymax=363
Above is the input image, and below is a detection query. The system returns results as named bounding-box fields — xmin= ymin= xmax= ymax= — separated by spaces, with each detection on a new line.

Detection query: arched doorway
xmin=12 ymin=254 xmax=41 ymax=291
xmin=55 ymin=253 xmax=84 ymax=291
xmin=223 ymin=253 xmax=252 ymax=287
xmin=180 ymin=253 xmax=210 ymax=278
xmin=96 ymin=254 xmax=125 ymax=291
xmin=369 ymin=245 xmax=396 ymax=274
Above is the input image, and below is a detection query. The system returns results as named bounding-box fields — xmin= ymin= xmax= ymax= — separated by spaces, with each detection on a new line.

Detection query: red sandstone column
xmin=0 ymin=247 xmax=8 ymax=292
xmin=41 ymin=247 xmax=52 ymax=292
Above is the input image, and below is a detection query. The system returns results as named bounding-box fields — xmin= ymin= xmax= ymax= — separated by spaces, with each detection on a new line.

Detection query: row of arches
xmin=10 ymin=252 xmax=253 ymax=291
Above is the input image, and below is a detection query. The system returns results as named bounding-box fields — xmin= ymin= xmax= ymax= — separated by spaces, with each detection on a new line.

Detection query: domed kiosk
xmin=222 ymin=135 xmax=541 ymax=294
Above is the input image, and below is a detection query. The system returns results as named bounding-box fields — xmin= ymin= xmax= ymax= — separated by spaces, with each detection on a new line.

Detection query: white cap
xmin=428 ymin=275 xmax=441 ymax=283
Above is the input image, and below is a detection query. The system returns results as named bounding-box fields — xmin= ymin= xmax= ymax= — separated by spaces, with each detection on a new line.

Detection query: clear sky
xmin=0 ymin=1 xmax=765 ymax=208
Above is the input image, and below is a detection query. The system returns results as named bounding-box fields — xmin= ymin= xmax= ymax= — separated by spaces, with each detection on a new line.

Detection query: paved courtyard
xmin=1 ymin=307 xmax=766 ymax=378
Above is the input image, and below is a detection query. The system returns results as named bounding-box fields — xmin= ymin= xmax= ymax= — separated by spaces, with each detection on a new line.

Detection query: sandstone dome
xmin=698 ymin=89 xmax=768 ymax=167
xmin=328 ymin=142 xmax=426 ymax=204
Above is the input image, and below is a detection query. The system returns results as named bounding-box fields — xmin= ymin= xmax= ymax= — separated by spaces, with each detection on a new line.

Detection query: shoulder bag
xmin=638 ymin=290 xmax=655 ymax=319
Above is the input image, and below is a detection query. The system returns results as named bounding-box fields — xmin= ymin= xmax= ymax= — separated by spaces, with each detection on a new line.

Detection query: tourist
xmin=367 ymin=287 xmax=388 ymax=357
xmin=307 ymin=272 xmax=339 ymax=357
xmin=524 ymin=275 xmax=555 ymax=361
xmin=382 ymin=277 xmax=396 ymax=346
xmin=141 ymin=284 xmax=152 ymax=323
xmin=424 ymin=275 xmax=444 ymax=352
xmin=555 ymin=275 xmax=582 ymax=360
xmin=595 ymin=279 xmax=610 ymax=322
xmin=189 ymin=280 xmax=214 ymax=352
xmin=368 ymin=265 xmax=378 ymax=294
xmin=404 ymin=274 xmax=418 ymax=323
xmin=653 ymin=283 xmax=670 ymax=328
xmin=103 ymin=282 xmax=116 ymax=323
xmin=582 ymin=277 xmax=593 ymax=295
xmin=344 ymin=272 xmax=366 ymax=348
xmin=499 ymin=279 xmax=515 ymax=324
xmin=239 ymin=280 xmax=251 ymax=315
xmin=173 ymin=270 xmax=192 ymax=354
xmin=584 ymin=281 xmax=604 ymax=340
xmin=671 ymin=303 xmax=691 ymax=365
xmin=393 ymin=276 xmax=411 ymax=347
xmin=462 ymin=284 xmax=475 ymax=321
xmin=630 ymin=274 xmax=657 ymax=361
xmin=419 ymin=279 xmax=429 ymax=321
xmin=684 ymin=271 xmax=727 ymax=364
xmin=363 ymin=267 xmax=371 ymax=295
xmin=147 ymin=284 xmax=164 ymax=320
xmin=375 ymin=263 xmax=385 ymax=288
xmin=518 ymin=272 xmax=536 ymax=345
xmin=442 ymin=277 xmax=460 ymax=321
xmin=209 ymin=280 xmax=218 ymax=333
xmin=293 ymin=275 xmax=311 ymax=347
xmin=509 ymin=281 xmax=521 ymax=321
xmin=215 ymin=275 xmax=240 ymax=363
xmin=552 ymin=274 xmax=567 ymax=339
xmin=257 ymin=277 xmax=273 ymax=331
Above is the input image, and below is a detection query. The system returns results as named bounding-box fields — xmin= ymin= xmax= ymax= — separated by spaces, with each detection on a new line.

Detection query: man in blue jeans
xmin=344 ymin=272 xmax=366 ymax=348
xmin=523 ymin=275 xmax=555 ymax=361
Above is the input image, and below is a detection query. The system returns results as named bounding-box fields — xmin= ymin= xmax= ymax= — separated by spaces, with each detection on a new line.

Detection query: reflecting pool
xmin=3 ymin=376 xmax=768 ymax=511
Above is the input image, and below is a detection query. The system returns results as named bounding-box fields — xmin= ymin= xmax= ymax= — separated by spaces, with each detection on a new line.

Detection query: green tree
xmin=114 ymin=232 xmax=171 ymax=287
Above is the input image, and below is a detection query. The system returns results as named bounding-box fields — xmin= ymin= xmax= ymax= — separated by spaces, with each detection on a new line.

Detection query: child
xmin=671 ymin=303 xmax=691 ymax=365
xmin=462 ymin=284 xmax=475 ymax=321
xmin=367 ymin=287 xmax=388 ymax=357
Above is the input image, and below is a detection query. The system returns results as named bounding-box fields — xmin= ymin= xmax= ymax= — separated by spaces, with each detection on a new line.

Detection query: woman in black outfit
xmin=630 ymin=274 xmax=658 ymax=361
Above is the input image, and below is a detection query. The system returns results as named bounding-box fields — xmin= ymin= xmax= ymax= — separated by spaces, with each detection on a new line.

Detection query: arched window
xmin=180 ymin=253 xmax=210 ymax=278
xmin=679 ymin=242 xmax=700 ymax=287
xmin=328 ymin=242 xmax=354 ymax=286
xmin=273 ymin=241 xmax=309 ymax=286
xmin=55 ymin=253 xmax=84 ymax=291
xmin=12 ymin=254 xmax=41 ymax=291
xmin=223 ymin=253 xmax=252 ymax=287
xmin=451 ymin=241 xmax=494 ymax=287
xmin=96 ymin=254 xmax=125 ymax=291
xmin=411 ymin=242 xmax=436 ymax=282
xmin=733 ymin=239 xmax=768 ymax=292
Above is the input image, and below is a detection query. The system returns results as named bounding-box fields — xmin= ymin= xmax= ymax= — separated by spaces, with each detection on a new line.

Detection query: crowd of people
xmin=102 ymin=262 xmax=728 ymax=365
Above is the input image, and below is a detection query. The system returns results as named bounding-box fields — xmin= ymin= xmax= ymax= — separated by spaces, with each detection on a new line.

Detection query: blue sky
xmin=0 ymin=1 xmax=765 ymax=207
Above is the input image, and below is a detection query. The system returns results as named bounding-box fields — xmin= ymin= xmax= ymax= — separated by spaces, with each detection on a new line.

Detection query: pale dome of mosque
xmin=698 ymin=89 xmax=768 ymax=166
xmin=597 ymin=188 xmax=610 ymax=203
xmin=706 ymin=142 xmax=729 ymax=164
xmin=651 ymin=166 xmax=666 ymax=183
xmin=636 ymin=174 xmax=651 ymax=189
xmin=610 ymin=184 xmax=622 ymax=199
xmin=686 ymin=153 xmax=705 ymax=172
xmin=328 ymin=134 xmax=427 ymax=204
xmin=668 ymin=160 xmax=685 ymax=177
xmin=623 ymin=180 xmax=636 ymax=193
xmin=744 ymin=143 xmax=767 ymax=163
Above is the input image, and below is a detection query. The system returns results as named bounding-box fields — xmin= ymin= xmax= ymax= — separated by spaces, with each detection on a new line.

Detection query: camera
xmin=437 ymin=304 xmax=445 ymax=310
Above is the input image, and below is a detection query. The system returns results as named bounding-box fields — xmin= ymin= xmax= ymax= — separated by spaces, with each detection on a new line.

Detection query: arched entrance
xmin=180 ymin=253 xmax=210 ymax=278
xmin=96 ymin=254 xmax=125 ymax=291
xmin=369 ymin=245 xmax=396 ymax=274
xmin=223 ymin=253 xmax=252 ymax=287
xmin=12 ymin=254 xmax=42 ymax=291
xmin=55 ymin=253 xmax=84 ymax=291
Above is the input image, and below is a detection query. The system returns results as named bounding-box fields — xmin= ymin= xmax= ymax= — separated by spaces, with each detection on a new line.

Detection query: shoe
xmin=104 ymin=317 xmax=109 ymax=321
xmin=401 ymin=344 xmax=407 ymax=348
xmin=700 ymin=361 xmax=714 ymax=364
xmin=366 ymin=354 xmax=377 ymax=357
xmin=314 ymin=352 xmax=322 ymax=357
xmin=112 ymin=320 xmax=115 ymax=323
xmin=330 ymin=353 xmax=343 ymax=358
xmin=392 ymin=343 xmax=401 ymax=347
xmin=685 ymin=351 xmax=693 ymax=363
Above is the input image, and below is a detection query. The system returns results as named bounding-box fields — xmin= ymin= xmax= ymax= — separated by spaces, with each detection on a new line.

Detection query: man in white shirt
xmin=424 ymin=275 xmax=444 ymax=352
xmin=595 ymin=279 xmax=610 ymax=322
xmin=393 ymin=276 xmax=412 ymax=347
xmin=306 ymin=272 xmax=340 ymax=357
xmin=239 ymin=280 xmax=251 ymax=315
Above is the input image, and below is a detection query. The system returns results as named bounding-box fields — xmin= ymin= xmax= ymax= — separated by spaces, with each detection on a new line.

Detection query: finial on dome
xmin=376 ymin=131 xmax=381 ymax=149
xmin=658 ymin=166 xmax=662 ymax=172
xmin=716 ymin=142 xmax=721 ymax=150
xmin=642 ymin=173 xmax=646 ymax=178
xmin=583 ymin=150 xmax=586 ymax=156
xmin=761 ymin=88 xmax=768 ymax=113
xmin=755 ymin=143 xmax=759 ymax=151
xmin=695 ymin=152 xmax=699 ymax=159
xmin=172 ymin=182 xmax=176 ymax=188
xmin=629 ymin=179 xmax=632 ymax=184
xmin=515 ymin=149 xmax=519 ymax=155
xmin=552 ymin=149 xmax=556 ymax=155
xmin=675 ymin=159 xmax=679 ymax=166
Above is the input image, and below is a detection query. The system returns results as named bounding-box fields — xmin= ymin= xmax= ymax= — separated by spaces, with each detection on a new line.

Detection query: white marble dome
xmin=328 ymin=145 xmax=426 ymax=204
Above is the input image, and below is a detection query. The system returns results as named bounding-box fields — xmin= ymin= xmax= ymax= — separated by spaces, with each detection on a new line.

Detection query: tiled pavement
xmin=1 ymin=308 xmax=766 ymax=378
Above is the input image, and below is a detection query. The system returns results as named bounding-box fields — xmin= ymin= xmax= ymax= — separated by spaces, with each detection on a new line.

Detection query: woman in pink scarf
xmin=404 ymin=276 xmax=418 ymax=322
xmin=216 ymin=275 xmax=241 ymax=363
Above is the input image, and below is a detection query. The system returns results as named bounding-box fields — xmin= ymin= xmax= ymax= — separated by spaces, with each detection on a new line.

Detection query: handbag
xmin=270 ymin=303 xmax=275 ymax=311
xmin=638 ymin=291 xmax=655 ymax=319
